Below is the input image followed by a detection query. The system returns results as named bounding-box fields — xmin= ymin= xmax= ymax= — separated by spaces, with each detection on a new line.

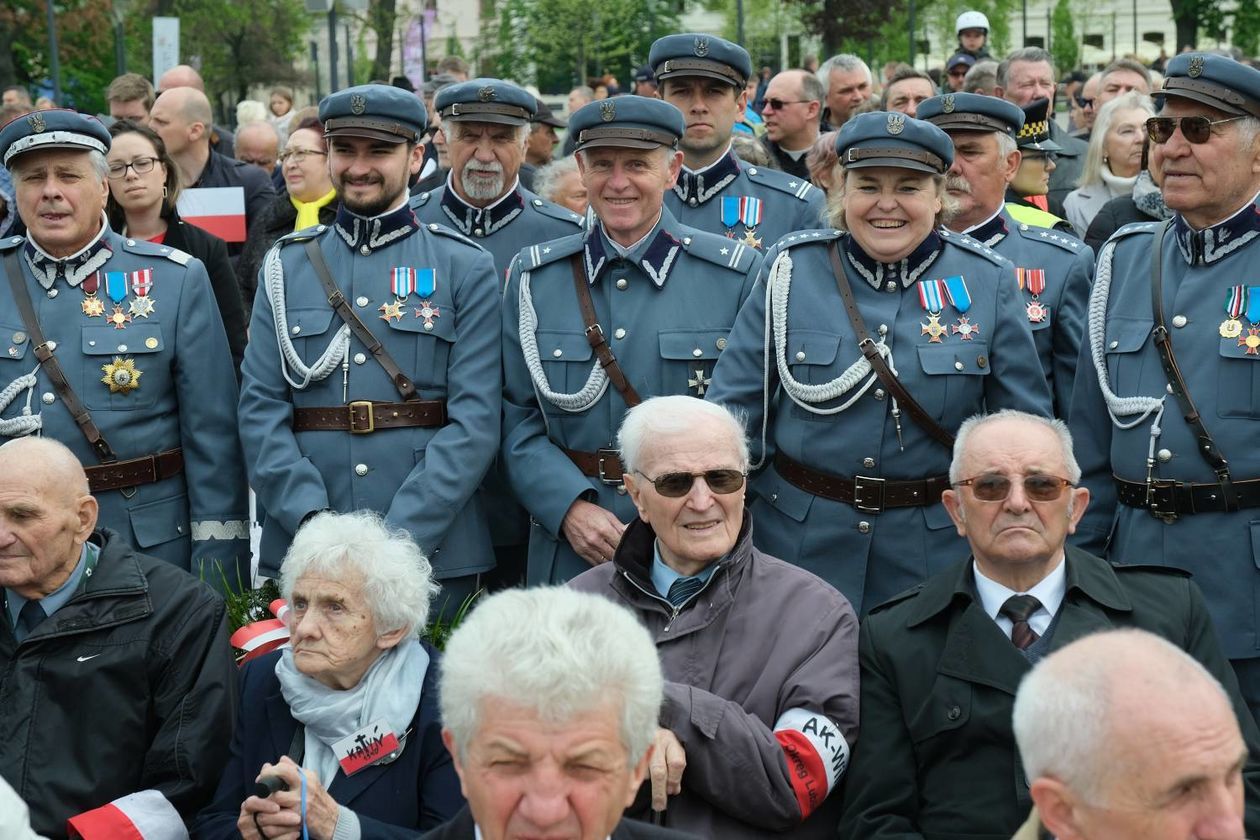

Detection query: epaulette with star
xmin=1012 ymin=222 xmax=1086 ymax=253
xmin=517 ymin=232 xmax=586 ymax=271
xmin=681 ymin=228 xmax=760 ymax=274
xmin=939 ymin=227 xmax=1012 ymax=268
xmin=119 ymin=237 xmax=193 ymax=266
xmin=528 ymin=197 xmax=585 ymax=228
xmin=0 ymin=235 xmax=22 ymax=252
xmin=420 ymin=220 xmax=486 ymax=252
xmin=744 ymin=165 xmax=819 ymax=202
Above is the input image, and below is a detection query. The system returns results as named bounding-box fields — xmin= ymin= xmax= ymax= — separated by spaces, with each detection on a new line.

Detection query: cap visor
xmin=325 ymin=126 xmax=410 ymax=143
xmin=932 ymin=115 xmax=1006 ymax=133
xmin=844 ymin=156 xmax=939 ymax=174
xmin=1156 ymin=88 xmax=1249 ymax=117
xmin=443 ymin=113 xmax=529 ymax=126
xmin=655 ymin=68 xmax=742 ymax=86
xmin=1023 ymin=138 xmax=1063 ymax=152
xmin=576 ymin=137 xmax=668 ymax=151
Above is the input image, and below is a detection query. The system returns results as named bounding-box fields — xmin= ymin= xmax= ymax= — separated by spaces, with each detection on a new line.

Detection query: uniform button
xmin=553 ymin=348 xmax=563 ymax=358
xmin=716 ymin=337 xmax=727 ymax=350
xmin=429 ymin=223 xmax=440 ymax=231
xmin=616 ymin=485 xmax=627 ymax=496
xmin=356 ymin=296 xmax=370 ymax=307
xmin=613 ymin=328 xmax=626 ymax=339
xmin=689 ymin=197 xmax=698 ymax=206
xmin=857 ymin=521 xmax=871 ymax=534
xmin=976 ymin=355 xmax=988 ymax=368
xmin=145 ymin=337 xmax=158 ymax=349
xmin=354 ymin=352 xmax=367 ymax=364
xmin=683 ymin=237 xmax=692 ymax=245
xmin=1166 ymin=383 xmax=1175 ymax=394
xmin=1157 ymin=448 xmax=1172 ymax=462
xmin=615 ymin=278 xmax=628 ymax=290
xmin=748 ymin=167 xmax=758 ymax=175
xmin=47 ymin=288 xmax=58 ymax=298
xmin=878 ymin=324 xmax=888 ymax=336
xmin=1109 ymin=340 xmax=1119 ymax=349
xmin=126 ymin=239 xmax=136 ymax=246
xmin=947 ymin=705 xmax=961 ymax=721
xmin=355 ymin=464 xmax=369 ymax=476
xmin=954 ymin=361 xmax=964 ymax=371
xmin=291 ymin=325 xmax=301 ymax=335
xmin=424 ymin=322 xmax=433 ymax=331
xmin=117 ymin=344 xmax=127 ymax=352
xmin=874 ymin=388 xmax=886 ymax=400
xmin=360 ymin=244 xmax=371 ymax=256
xmin=1172 ymin=314 xmax=1187 ymax=328
xmin=863 ymin=457 xmax=876 ymax=468
xmin=42 ymin=392 xmax=54 ymax=404
xmin=885 ymin=281 xmax=897 ymax=292
xmin=7 ymin=347 xmax=15 ymax=357
xmin=795 ymin=351 xmax=806 ymax=362
xmin=692 ymin=348 xmax=703 ymax=357
xmin=533 ymin=199 xmax=542 ymax=206
xmin=45 ymin=340 xmax=56 ymax=351
xmin=88 ymin=340 xmax=96 ymax=347
xmin=474 ymin=228 xmax=484 ymax=237
xmin=1020 ymin=223 xmax=1029 ymax=231
xmin=12 ymin=331 xmax=25 ymax=344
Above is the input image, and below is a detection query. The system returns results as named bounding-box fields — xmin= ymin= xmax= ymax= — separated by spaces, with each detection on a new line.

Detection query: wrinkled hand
xmin=562 ymin=499 xmax=625 ymax=566
xmin=237 ymin=756 xmax=342 ymax=840
xmin=650 ymin=727 xmax=687 ymax=812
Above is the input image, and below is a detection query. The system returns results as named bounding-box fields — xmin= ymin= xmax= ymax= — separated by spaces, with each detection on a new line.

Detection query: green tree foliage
xmin=1050 ymin=0 xmax=1079 ymax=74
xmin=481 ymin=0 xmax=679 ymax=92
xmin=1236 ymin=0 xmax=1260 ymax=57
xmin=1 ymin=0 xmax=120 ymax=113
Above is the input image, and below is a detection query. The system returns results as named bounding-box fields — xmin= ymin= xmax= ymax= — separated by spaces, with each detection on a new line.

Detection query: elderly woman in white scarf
xmin=193 ymin=511 xmax=463 ymax=839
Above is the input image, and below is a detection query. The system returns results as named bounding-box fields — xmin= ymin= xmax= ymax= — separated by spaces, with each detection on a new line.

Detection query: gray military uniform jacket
xmin=0 ymin=225 xmax=248 ymax=578
xmin=665 ymin=147 xmax=826 ymax=250
xmin=569 ymin=514 xmax=860 ymax=839
xmin=501 ymin=209 xmax=761 ymax=583
xmin=239 ymin=202 xmax=501 ymax=579
xmin=1070 ymin=196 xmax=1260 ymax=660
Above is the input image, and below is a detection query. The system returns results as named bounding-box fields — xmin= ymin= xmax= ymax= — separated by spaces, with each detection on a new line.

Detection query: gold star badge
xmin=128 ymin=296 xmax=156 ymax=318
xmin=741 ymin=228 xmax=763 ymax=249
xmin=379 ymin=299 xmax=406 ymax=323
xmin=101 ymin=357 xmax=142 ymax=393
xmin=107 ymin=304 xmax=132 ymax=330
xmin=81 ymin=296 xmax=105 ymax=318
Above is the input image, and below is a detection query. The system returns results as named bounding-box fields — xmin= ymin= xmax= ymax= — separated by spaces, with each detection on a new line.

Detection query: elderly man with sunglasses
xmin=840 ymin=408 xmax=1260 ymax=840
xmin=569 ymin=395 xmax=859 ymax=840
xmin=1068 ymin=53 xmax=1260 ymax=724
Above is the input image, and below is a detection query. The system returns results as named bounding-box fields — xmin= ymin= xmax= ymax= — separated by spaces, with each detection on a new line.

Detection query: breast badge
xmin=101 ymin=357 xmax=142 ymax=393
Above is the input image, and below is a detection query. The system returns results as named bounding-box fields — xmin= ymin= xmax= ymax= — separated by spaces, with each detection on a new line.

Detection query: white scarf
xmin=275 ymin=637 xmax=429 ymax=785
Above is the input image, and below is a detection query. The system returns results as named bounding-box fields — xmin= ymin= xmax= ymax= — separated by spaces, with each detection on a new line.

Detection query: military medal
xmin=1017 ymin=267 xmax=1049 ymax=323
xmin=107 ymin=304 xmax=132 ymax=329
xmin=721 ymin=196 xmax=740 ymax=239
xmin=722 ymin=196 xmax=764 ymax=248
xmin=379 ymin=300 xmax=405 ymax=323
xmin=81 ymin=272 xmax=105 ymax=318
xmin=1242 ymin=328 xmax=1260 ymax=355
xmin=1221 ymin=286 xmax=1246 ymax=339
xmin=128 ymin=268 xmax=155 ymax=318
xmin=917 ymin=279 xmax=948 ymax=342
xmin=688 ymin=368 xmax=711 ymax=396
xmin=391 ymin=266 xmax=417 ymax=301
xmin=942 ymin=275 xmax=978 ymax=339
xmin=100 ymin=357 xmax=142 ymax=393
xmin=414 ymin=301 xmax=440 ymax=329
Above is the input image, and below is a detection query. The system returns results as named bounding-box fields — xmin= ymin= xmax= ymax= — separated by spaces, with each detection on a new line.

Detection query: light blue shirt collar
xmin=972 ymin=554 xmax=1066 ymax=640
xmin=650 ymin=541 xmax=718 ymax=601
xmin=6 ymin=540 xmax=97 ymax=632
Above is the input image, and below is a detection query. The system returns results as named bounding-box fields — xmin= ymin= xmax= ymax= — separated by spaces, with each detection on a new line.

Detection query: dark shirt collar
xmin=583 ymin=212 xmax=684 ymax=288
xmin=843 ymin=229 xmax=944 ymax=290
xmin=23 ymin=214 xmax=113 ymax=289
xmin=1172 ymin=192 xmax=1260 ymax=266
xmin=333 ymin=198 xmax=421 ymax=254
xmin=438 ymin=178 xmax=526 ymax=237
xmin=673 ymin=147 xmax=741 ymax=206
xmin=962 ymin=207 xmax=1009 ymax=247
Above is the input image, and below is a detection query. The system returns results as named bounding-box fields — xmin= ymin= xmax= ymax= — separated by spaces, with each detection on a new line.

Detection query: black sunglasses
xmin=1146 ymin=115 xmax=1247 ymax=145
xmin=763 ymin=97 xmax=809 ymax=111
xmin=635 ymin=469 xmax=746 ymax=498
xmin=953 ymin=473 xmax=1073 ymax=502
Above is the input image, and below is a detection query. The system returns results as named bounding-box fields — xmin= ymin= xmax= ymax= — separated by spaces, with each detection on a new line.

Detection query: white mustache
xmin=944 ymin=175 xmax=971 ymax=194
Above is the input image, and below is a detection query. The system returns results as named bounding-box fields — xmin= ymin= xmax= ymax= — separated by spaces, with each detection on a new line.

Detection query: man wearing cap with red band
xmin=1070 ymin=52 xmax=1260 ymax=723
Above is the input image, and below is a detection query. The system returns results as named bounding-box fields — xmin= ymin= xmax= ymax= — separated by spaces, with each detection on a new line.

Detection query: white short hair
xmin=994 ymin=129 xmax=1017 ymax=158
xmin=818 ymin=54 xmax=872 ymax=91
xmin=533 ymin=155 xmax=579 ymax=203
xmin=440 ymin=587 xmax=663 ymax=765
xmin=617 ymin=395 xmax=749 ymax=475
xmin=949 ymin=409 xmax=1081 ymax=484
xmin=1013 ymin=629 xmax=1229 ymax=800
xmin=235 ymin=99 xmax=268 ymax=125
xmin=279 ymin=510 xmax=436 ymax=636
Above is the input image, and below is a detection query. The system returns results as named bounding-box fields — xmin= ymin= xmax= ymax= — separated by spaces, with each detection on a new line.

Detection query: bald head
xmin=0 ymin=437 xmax=90 ymax=497
xmin=158 ymin=64 xmax=205 ymax=93
xmin=235 ymin=120 xmax=280 ymax=172
xmin=149 ymin=88 xmax=212 ymax=158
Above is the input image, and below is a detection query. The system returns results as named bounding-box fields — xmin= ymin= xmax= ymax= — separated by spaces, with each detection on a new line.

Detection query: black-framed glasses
xmin=763 ymin=98 xmax=810 ymax=111
xmin=635 ymin=469 xmax=746 ymax=498
xmin=1146 ymin=115 xmax=1247 ymax=145
xmin=1074 ymin=96 xmax=1095 ymax=109
xmin=106 ymin=157 xmax=159 ymax=179
xmin=953 ymin=473 xmax=1074 ymax=502
xmin=278 ymin=148 xmax=328 ymax=164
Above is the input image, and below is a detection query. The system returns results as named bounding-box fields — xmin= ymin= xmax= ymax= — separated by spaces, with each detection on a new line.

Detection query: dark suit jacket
xmin=191 ymin=646 xmax=463 ymax=839
xmin=418 ymin=806 xmax=700 ymax=839
xmin=839 ymin=546 xmax=1260 ymax=840
xmin=161 ymin=213 xmax=247 ymax=373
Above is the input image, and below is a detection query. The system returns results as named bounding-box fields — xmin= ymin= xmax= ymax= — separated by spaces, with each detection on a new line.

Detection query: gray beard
xmin=460 ymin=165 xmax=506 ymax=202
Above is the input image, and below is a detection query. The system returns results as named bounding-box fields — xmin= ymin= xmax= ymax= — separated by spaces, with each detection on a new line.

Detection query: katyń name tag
xmin=332 ymin=720 xmax=401 ymax=776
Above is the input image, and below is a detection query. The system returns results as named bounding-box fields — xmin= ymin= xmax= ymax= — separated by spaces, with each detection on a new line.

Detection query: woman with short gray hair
xmin=193 ymin=511 xmax=462 ymax=839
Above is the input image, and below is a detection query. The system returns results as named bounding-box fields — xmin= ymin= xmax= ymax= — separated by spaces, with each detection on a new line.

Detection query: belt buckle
xmin=1145 ymin=479 xmax=1180 ymax=523
xmin=596 ymin=448 xmax=623 ymax=486
xmin=348 ymin=401 xmax=376 ymax=434
xmin=853 ymin=475 xmax=886 ymax=513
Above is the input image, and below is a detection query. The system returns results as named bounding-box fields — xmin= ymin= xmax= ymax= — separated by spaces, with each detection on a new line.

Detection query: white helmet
xmin=956 ymin=11 xmax=990 ymax=34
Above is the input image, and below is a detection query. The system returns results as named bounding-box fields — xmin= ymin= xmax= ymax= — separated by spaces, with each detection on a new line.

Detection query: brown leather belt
xmin=774 ymin=452 xmax=948 ymax=513
xmin=1115 ymin=475 xmax=1260 ymax=521
xmin=84 ymin=448 xmax=184 ymax=493
xmin=292 ymin=400 xmax=447 ymax=434
xmin=564 ymin=448 xmax=626 ymax=485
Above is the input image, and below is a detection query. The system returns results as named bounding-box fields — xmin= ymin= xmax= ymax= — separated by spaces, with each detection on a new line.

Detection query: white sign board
xmin=152 ymin=17 xmax=180 ymax=84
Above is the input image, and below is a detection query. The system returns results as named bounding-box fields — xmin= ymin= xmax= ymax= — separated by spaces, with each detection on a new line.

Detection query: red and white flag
xmin=229 ymin=600 xmax=292 ymax=664
xmin=67 ymin=790 xmax=185 ymax=839
xmin=176 ymin=187 xmax=247 ymax=242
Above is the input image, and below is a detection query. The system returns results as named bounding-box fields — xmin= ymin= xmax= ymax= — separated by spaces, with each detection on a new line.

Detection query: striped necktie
xmin=666 ymin=576 xmax=704 ymax=608
xmin=1000 ymin=594 xmax=1042 ymax=650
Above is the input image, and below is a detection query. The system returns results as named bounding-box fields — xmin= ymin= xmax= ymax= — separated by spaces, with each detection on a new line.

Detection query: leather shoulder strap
xmin=570 ymin=255 xmax=642 ymax=408
xmin=1148 ymin=221 xmax=1238 ymax=506
xmin=2 ymin=250 xmax=117 ymax=462
xmin=826 ymin=242 xmax=955 ymax=449
xmin=302 ymin=238 xmax=418 ymax=402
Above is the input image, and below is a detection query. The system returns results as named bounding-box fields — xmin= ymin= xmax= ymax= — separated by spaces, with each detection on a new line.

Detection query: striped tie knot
xmin=667 ymin=575 xmax=704 ymax=608
xmin=1000 ymin=594 xmax=1042 ymax=650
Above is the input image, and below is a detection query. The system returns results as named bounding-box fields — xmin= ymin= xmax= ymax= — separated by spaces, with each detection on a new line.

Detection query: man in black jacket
xmin=0 ymin=437 xmax=237 ymax=839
